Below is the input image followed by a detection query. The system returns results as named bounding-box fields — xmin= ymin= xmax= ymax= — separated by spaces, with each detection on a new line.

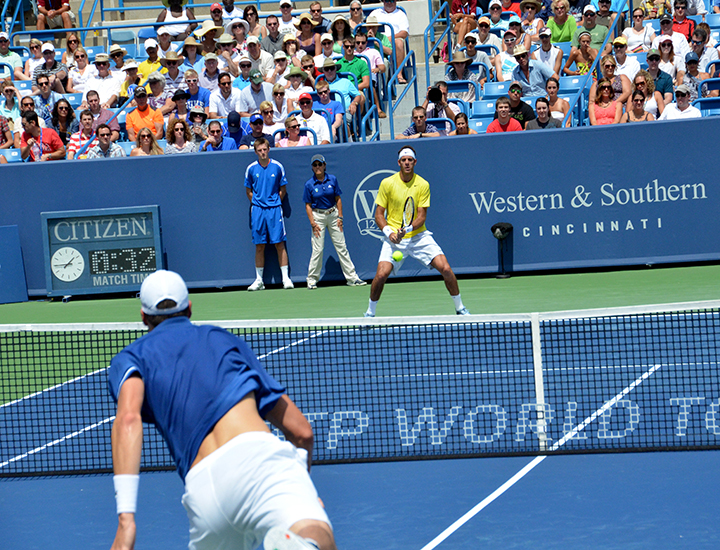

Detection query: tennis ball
xmin=392 ymin=250 xmax=404 ymax=262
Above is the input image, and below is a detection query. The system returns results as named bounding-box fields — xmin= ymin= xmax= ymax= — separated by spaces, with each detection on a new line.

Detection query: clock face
xmin=51 ymin=247 xmax=86 ymax=282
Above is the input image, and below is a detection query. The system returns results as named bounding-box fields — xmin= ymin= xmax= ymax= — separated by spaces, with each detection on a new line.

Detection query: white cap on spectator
xmin=0 ymin=32 xmax=8 ymax=40
xmin=320 ymin=33 xmax=333 ymax=43
xmin=140 ymin=270 xmax=190 ymax=316
xmin=157 ymin=26 xmax=171 ymax=36
xmin=41 ymin=42 xmax=55 ymax=53
xmin=247 ymin=35 xmax=260 ymax=45
xmin=583 ymin=4 xmax=596 ymax=14
xmin=280 ymin=0 xmax=292 ymax=6
xmin=144 ymin=38 xmax=159 ymax=50
xmin=274 ymin=50 xmax=288 ymax=60
xmin=489 ymin=0 xmax=503 ymax=8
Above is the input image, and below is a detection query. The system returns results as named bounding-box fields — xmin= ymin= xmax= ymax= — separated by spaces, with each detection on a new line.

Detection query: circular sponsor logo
xmin=352 ymin=169 xmax=395 ymax=240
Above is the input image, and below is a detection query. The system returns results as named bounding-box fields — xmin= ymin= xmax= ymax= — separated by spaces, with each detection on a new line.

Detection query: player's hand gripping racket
xmin=402 ymin=196 xmax=415 ymax=234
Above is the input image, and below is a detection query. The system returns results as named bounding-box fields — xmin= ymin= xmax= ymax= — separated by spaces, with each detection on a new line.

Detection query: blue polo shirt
xmin=303 ymin=173 xmax=342 ymax=210
xmin=245 ymin=158 xmax=288 ymax=208
xmin=108 ymin=316 xmax=285 ymax=481
xmin=511 ymin=61 xmax=555 ymax=97
xmin=232 ymin=75 xmax=252 ymax=90
xmin=204 ymin=136 xmax=238 ymax=151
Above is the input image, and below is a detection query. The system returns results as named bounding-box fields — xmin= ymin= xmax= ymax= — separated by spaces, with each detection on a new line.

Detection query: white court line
xmin=0 ymin=416 xmax=115 ymax=469
xmin=1 ymin=331 xmax=329 ymax=469
xmin=0 ymin=366 xmax=108 ymax=410
xmin=419 ymin=363 xmax=663 ymax=550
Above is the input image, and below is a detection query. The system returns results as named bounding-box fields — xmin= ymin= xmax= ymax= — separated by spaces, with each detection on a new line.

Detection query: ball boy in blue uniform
xmin=245 ymin=137 xmax=294 ymax=291
xmin=108 ymin=270 xmax=335 ymax=550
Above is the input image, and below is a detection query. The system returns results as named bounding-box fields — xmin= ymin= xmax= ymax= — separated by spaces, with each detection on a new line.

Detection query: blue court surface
xmin=1 ymin=449 xmax=718 ymax=549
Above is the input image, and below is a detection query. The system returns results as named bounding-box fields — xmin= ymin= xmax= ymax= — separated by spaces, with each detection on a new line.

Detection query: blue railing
xmin=423 ymin=1 xmax=451 ymax=89
xmin=387 ymin=49 xmax=419 ymax=138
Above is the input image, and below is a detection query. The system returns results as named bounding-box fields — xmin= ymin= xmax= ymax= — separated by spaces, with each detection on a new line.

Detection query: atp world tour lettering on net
xmin=268 ymin=399 xmax=720 ymax=451
xmin=468 ymin=180 xmax=708 ymax=239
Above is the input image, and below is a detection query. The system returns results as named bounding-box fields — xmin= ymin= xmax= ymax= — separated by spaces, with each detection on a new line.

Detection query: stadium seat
xmin=476 ymin=44 xmax=499 ymax=57
xmin=448 ymin=97 xmax=469 ymax=116
xmin=522 ymin=96 xmax=539 ymax=108
xmin=117 ymin=141 xmax=135 ymax=155
xmin=706 ymin=13 xmax=720 ymax=28
xmin=84 ymin=46 xmax=104 ymax=62
xmin=467 ymin=116 xmax=492 ymax=132
xmin=138 ymin=27 xmax=157 ymax=40
xmin=110 ymin=29 xmax=136 ymax=47
xmin=700 ymin=77 xmax=720 ymax=96
xmin=472 ymin=100 xmax=497 ymax=117
xmin=445 ymin=79 xmax=481 ymax=101
xmin=63 ymin=93 xmax=83 ymax=108
xmin=426 ymin=117 xmax=456 ymax=132
xmin=693 ymin=96 xmax=720 ymax=116
xmin=0 ymin=149 xmax=22 ymax=163
xmin=483 ymin=81 xmax=511 ymax=99
xmin=14 ymin=80 xmax=32 ymax=92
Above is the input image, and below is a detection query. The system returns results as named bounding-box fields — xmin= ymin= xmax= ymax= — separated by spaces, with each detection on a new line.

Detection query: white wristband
xmin=382 ymin=226 xmax=394 ymax=238
xmin=114 ymin=474 xmax=139 ymax=514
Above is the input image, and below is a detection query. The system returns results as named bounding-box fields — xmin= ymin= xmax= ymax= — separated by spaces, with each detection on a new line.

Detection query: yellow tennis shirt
xmin=375 ymin=171 xmax=430 ymax=238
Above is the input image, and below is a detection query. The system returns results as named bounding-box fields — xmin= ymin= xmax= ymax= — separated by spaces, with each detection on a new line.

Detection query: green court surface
xmin=2 ymin=264 xmax=719 ymax=325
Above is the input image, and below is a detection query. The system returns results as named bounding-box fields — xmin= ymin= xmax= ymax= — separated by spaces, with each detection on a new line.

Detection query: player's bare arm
xmin=375 ymin=204 xmax=403 ymax=244
xmin=110 ymin=375 xmax=145 ymax=550
xmin=265 ymin=394 xmax=314 ymax=469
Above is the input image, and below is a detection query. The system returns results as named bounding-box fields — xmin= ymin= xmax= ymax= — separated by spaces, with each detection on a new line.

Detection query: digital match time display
xmin=89 ymin=247 xmax=157 ymax=275
xmin=41 ymin=206 xmax=164 ymax=297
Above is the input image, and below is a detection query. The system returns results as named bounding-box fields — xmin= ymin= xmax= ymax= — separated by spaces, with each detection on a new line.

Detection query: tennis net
xmin=2 ymin=301 xmax=720 ymax=477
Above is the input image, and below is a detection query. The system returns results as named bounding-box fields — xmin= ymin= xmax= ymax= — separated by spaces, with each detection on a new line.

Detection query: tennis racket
xmin=402 ymin=196 xmax=415 ymax=234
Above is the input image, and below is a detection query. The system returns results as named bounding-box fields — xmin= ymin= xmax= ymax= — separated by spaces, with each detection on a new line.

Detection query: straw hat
xmin=447 ymin=50 xmax=471 ymax=64
xmin=216 ymin=33 xmax=237 ymax=46
xmin=180 ymin=35 xmax=202 ymax=57
xmin=195 ymin=20 xmax=224 ymax=38
xmin=160 ymin=50 xmax=185 ymax=67
xmin=512 ymin=45 xmax=529 ymax=57
xmin=295 ymin=13 xmax=314 ymax=30
xmin=108 ymin=44 xmax=127 ymax=58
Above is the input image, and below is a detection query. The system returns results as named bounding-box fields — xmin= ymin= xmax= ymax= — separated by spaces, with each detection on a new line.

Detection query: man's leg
xmin=275 ymin=241 xmax=294 ymax=288
xmin=395 ymin=31 xmax=408 ymax=83
xmin=306 ymin=214 xmax=326 ymax=288
xmin=37 ymin=13 xmax=47 ymax=30
xmin=430 ymin=254 xmax=468 ymax=314
xmin=249 ymin=243 xmax=266 ymax=290
xmin=365 ymin=260 xmax=393 ymax=317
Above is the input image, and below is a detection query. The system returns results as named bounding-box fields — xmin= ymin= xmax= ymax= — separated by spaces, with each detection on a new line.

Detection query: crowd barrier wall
xmin=3 ymin=117 xmax=717 ymax=296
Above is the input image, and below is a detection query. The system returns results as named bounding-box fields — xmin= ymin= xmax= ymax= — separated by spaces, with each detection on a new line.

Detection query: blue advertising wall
xmin=2 ymin=117 xmax=717 ymax=296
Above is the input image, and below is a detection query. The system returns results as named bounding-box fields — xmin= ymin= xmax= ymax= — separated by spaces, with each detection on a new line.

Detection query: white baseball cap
xmin=140 ymin=270 xmax=190 ymax=315
xmin=144 ymin=38 xmax=159 ymax=50
xmin=41 ymin=42 xmax=55 ymax=53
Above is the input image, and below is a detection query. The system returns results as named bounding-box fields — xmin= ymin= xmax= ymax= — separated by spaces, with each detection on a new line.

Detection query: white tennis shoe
xmin=283 ymin=279 xmax=295 ymax=289
xmin=248 ymin=280 xmax=265 ymax=291
xmin=263 ymin=527 xmax=318 ymax=550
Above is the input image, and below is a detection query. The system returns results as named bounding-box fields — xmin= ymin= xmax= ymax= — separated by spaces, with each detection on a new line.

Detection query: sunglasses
xmin=232 ymin=25 xmax=244 ymax=29
xmin=647 ymin=56 xmax=660 ymax=62
xmin=676 ymin=92 xmax=687 ymax=97
xmin=504 ymin=38 xmax=516 ymax=43
xmin=251 ymin=119 xmax=263 ymax=124
xmin=288 ymin=124 xmax=300 ymax=129
xmin=515 ymin=53 xmax=528 ymax=59
xmin=166 ymin=61 xmax=178 ymax=65
xmin=96 ymin=62 xmax=109 ymax=66
xmin=174 ymin=127 xmax=185 ymax=131
xmin=219 ymin=81 xmax=232 ymax=86
xmin=68 ymin=39 xmax=79 ymax=44
xmin=350 ymin=7 xmax=362 ymax=10
xmin=262 ymin=109 xmax=273 ymax=114
xmin=240 ymin=63 xmax=252 ymax=68
xmin=186 ymin=78 xmax=198 ymax=83
xmin=75 ymin=54 xmax=86 ymax=59
xmin=323 ymin=67 xmax=336 ymax=71
xmin=299 ymin=100 xmax=311 ymax=105
xmin=30 ymin=45 xmax=40 ymax=50
xmin=356 ymin=40 xmax=367 ymax=45
xmin=479 ymin=24 xmax=490 ymax=29
xmin=312 ymin=161 xmax=324 ymax=167
xmin=38 ymin=81 xmax=50 ymax=86
xmin=599 ymin=86 xmax=611 ymax=90
xmin=633 ymin=14 xmax=644 ymax=18
xmin=311 ymin=8 xmax=322 ymax=12
xmin=111 ymin=52 xmax=123 ymax=57
xmin=209 ymin=128 xmax=223 ymax=134
xmin=57 ymin=105 xmax=69 ymax=110
xmin=98 ymin=132 xmax=112 ymax=137
xmin=140 ymin=134 xmax=152 ymax=138
xmin=660 ymin=43 xmax=672 ymax=47
xmin=509 ymin=88 xmax=521 ymax=93
xmin=661 ymin=20 xmax=672 ymax=24
xmin=318 ymin=89 xmax=329 ymax=94
xmin=692 ymin=39 xmax=704 ymax=45
xmin=274 ymin=91 xmax=285 ymax=96
xmin=211 ymin=9 xmax=222 ymax=13
xmin=302 ymin=64 xmax=314 ymax=70
xmin=22 ymin=102 xmax=35 ymax=107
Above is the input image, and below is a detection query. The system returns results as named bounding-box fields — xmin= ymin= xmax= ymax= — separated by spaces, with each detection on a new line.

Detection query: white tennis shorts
xmin=182 ymin=432 xmax=330 ymax=550
xmin=379 ymin=230 xmax=444 ymax=270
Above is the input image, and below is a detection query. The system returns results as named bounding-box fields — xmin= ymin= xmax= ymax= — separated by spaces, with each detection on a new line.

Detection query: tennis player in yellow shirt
xmin=364 ymin=146 xmax=470 ymax=317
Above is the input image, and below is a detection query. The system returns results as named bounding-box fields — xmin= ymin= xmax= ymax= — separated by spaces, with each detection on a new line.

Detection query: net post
xmin=531 ymin=312 xmax=548 ymax=451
